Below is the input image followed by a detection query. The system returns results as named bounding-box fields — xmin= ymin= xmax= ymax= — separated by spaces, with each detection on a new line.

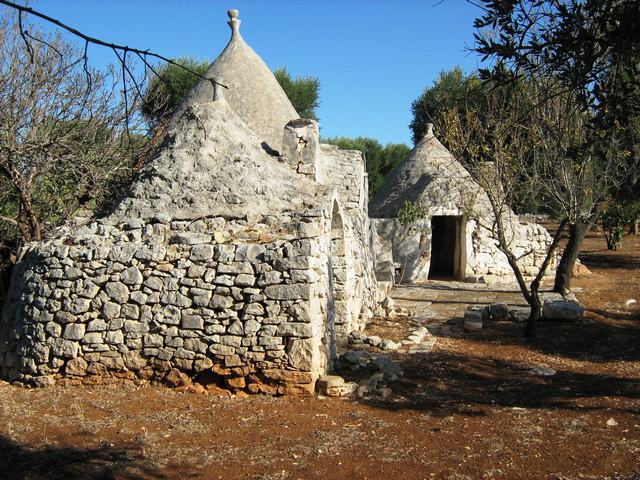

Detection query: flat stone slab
xmin=542 ymin=300 xmax=584 ymax=321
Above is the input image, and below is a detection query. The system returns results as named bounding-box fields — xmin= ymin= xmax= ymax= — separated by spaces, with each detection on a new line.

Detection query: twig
xmin=0 ymin=0 xmax=227 ymax=89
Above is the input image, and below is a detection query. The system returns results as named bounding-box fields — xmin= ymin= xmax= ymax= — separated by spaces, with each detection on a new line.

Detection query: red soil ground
xmin=0 ymin=227 xmax=638 ymax=479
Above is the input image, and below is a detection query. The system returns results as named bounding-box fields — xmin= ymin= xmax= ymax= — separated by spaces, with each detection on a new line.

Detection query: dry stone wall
xmin=0 ymin=212 xmax=346 ymax=393
xmin=318 ymin=145 xmax=379 ymax=330
xmin=372 ymin=215 xmax=554 ymax=284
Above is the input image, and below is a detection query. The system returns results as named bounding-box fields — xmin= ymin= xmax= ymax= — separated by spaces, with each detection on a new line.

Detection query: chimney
xmin=281 ymin=119 xmax=320 ymax=181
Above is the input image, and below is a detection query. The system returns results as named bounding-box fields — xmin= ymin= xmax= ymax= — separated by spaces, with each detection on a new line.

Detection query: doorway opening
xmin=323 ymin=202 xmax=345 ymax=371
xmin=428 ymin=215 xmax=466 ymax=280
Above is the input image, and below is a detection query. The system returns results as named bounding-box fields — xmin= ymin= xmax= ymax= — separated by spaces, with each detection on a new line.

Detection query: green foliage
xmin=602 ymin=201 xmax=640 ymax=250
xmin=602 ymin=203 xmax=628 ymax=250
xmin=397 ymin=200 xmax=428 ymax=227
xmin=322 ymin=136 xmax=410 ymax=197
xmin=140 ymin=57 xmax=209 ymax=128
xmin=409 ymin=67 xmax=484 ymax=145
xmin=273 ymin=67 xmax=320 ymax=120
xmin=140 ymin=61 xmax=321 ymax=127
xmin=475 ymin=0 xmax=640 ymax=199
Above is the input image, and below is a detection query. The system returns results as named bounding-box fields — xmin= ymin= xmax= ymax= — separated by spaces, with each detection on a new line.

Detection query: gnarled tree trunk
xmin=553 ymin=220 xmax=590 ymax=294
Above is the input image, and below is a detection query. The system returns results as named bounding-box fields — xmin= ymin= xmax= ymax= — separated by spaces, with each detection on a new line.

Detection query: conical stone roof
xmin=168 ymin=9 xmax=299 ymax=153
xmin=369 ymin=125 xmax=484 ymax=218
xmin=110 ymin=98 xmax=320 ymax=222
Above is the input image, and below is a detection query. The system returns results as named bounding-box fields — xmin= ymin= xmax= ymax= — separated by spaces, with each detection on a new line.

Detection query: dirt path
xmin=0 ymin=228 xmax=638 ymax=480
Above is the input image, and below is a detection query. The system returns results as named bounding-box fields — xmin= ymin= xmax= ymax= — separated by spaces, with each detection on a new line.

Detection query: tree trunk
xmin=523 ymin=300 xmax=542 ymax=338
xmin=16 ymin=193 xmax=41 ymax=242
xmin=553 ymin=220 xmax=590 ymax=294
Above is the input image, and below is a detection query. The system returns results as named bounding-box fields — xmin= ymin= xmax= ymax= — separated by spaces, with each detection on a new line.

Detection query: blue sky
xmin=25 ymin=0 xmax=484 ymax=145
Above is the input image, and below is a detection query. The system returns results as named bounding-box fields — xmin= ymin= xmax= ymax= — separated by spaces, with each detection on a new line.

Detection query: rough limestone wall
xmin=371 ymin=214 xmax=553 ymax=284
xmin=467 ymin=219 xmax=554 ymax=279
xmin=0 ymin=215 xmax=333 ymax=394
xmin=318 ymin=145 xmax=378 ymax=328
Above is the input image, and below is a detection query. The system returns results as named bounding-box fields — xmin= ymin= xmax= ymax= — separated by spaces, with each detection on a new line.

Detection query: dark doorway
xmin=428 ymin=215 xmax=466 ymax=280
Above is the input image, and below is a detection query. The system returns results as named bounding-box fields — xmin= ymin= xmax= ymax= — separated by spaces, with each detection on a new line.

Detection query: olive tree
xmin=0 ymin=15 xmax=139 ymax=243
xmin=473 ymin=0 xmax=640 ymax=293
xmin=440 ymin=79 xmax=625 ymax=336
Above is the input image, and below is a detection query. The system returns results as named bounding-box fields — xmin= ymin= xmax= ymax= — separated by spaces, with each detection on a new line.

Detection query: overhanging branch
xmin=0 ymin=0 xmax=227 ymax=89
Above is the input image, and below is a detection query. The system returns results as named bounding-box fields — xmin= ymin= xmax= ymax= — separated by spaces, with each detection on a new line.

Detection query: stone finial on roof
xmin=227 ymin=9 xmax=241 ymax=36
xmin=424 ymin=123 xmax=434 ymax=140
xmin=166 ymin=9 xmax=299 ymax=152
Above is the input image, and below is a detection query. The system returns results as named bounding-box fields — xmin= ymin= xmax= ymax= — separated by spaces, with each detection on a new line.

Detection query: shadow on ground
xmin=0 ymin=436 xmax=167 ymax=480
xmin=580 ymin=252 xmax=640 ymax=270
xmin=363 ymin=349 xmax=640 ymax=417
xmin=427 ymin=314 xmax=640 ymax=363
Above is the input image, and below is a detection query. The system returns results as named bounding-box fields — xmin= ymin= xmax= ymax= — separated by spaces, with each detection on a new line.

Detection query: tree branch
xmin=0 ymin=0 xmax=227 ymax=89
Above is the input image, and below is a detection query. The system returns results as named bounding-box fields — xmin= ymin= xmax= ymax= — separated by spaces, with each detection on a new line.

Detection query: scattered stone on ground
xmin=529 ymin=366 xmax=557 ymax=376
xmin=316 ymin=374 xmax=357 ymax=397
xmin=541 ymin=292 xmax=584 ymax=321
xmin=463 ymin=310 xmax=484 ymax=332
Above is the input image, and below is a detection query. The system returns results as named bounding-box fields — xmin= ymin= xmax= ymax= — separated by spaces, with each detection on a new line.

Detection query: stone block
xmin=143 ymin=333 xmax=163 ymax=347
xmin=464 ymin=310 xmax=484 ymax=331
xmin=210 ymin=294 xmax=233 ymax=310
xmin=265 ymin=284 xmax=310 ymax=301
xmin=105 ymin=330 xmax=124 ymax=345
xmin=65 ymin=357 xmax=88 ymax=376
xmin=124 ymin=320 xmax=149 ymax=334
xmin=105 ymin=282 xmax=129 ymax=303
xmin=213 ymin=275 xmax=234 ymax=287
xmin=288 ymin=338 xmax=314 ymax=371
xmin=225 ymin=376 xmax=246 ymax=390
xmin=214 ymin=244 xmax=235 ymax=262
xmin=121 ymin=304 xmax=140 ymax=320
xmin=78 ymin=281 xmax=100 ymax=299
xmin=219 ymin=335 xmax=242 ymax=347
xmin=55 ymin=311 xmax=75 ymax=324
xmin=63 ymin=323 xmax=86 ymax=341
xmin=209 ymin=344 xmax=235 ymax=356
xmin=45 ymin=322 xmax=62 ymax=338
xmin=51 ymin=338 xmax=79 ymax=358
xmin=224 ymin=355 xmax=244 ymax=367
xmin=187 ymin=264 xmax=206 ymax=278
xmin=489 ymin=303 xmax=510 ymax=321
xmin=218 ymin=262 xmax=253 ymax=275
xmin=264 ymin=369 xmax=314 ymax=385
xmin=190 ymin=244 xmax=214 ymax=262
xmin=183 ymin=338 xmax=207 ymax=353
xmin=143 ymin=276 xmax=164 ymax=291
xmin=243 ymin=303 xmax=265 ymax=316
xmin=226 ymin=320 xmax=244 ymax=335
xmin=109 ymin=242 xmax=137 ymax=263
xmin=542 ymin=299 xmax=584 ymax=321
xmin=170 ymin=232 xmax=212 ymax=245
xmin=82 ymin=332 xmax=104 ymax=344
xmin=130 ymin=291 xmax=148 ymax=305
xmin=235 ymin=244 xmax=266 ymax=263
xmin=235 ymin=274 xmax=256 ymax=287
xmin=276 ymin=322 xmax=312 ymax=338
xmin=181 ymin=315 xmax=204 ymax=330
xmin=68 ymin=298 xmax=91 ymax=315
xmin=120 ymin=266 xmax=143 ymax=285
xmin=257 ymin=271 xmax=282 ymax=286
xmin=244 ymin=319 xmax=261 ymax=335
xmin=123 ymin=351 xmax=147 ymax=370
